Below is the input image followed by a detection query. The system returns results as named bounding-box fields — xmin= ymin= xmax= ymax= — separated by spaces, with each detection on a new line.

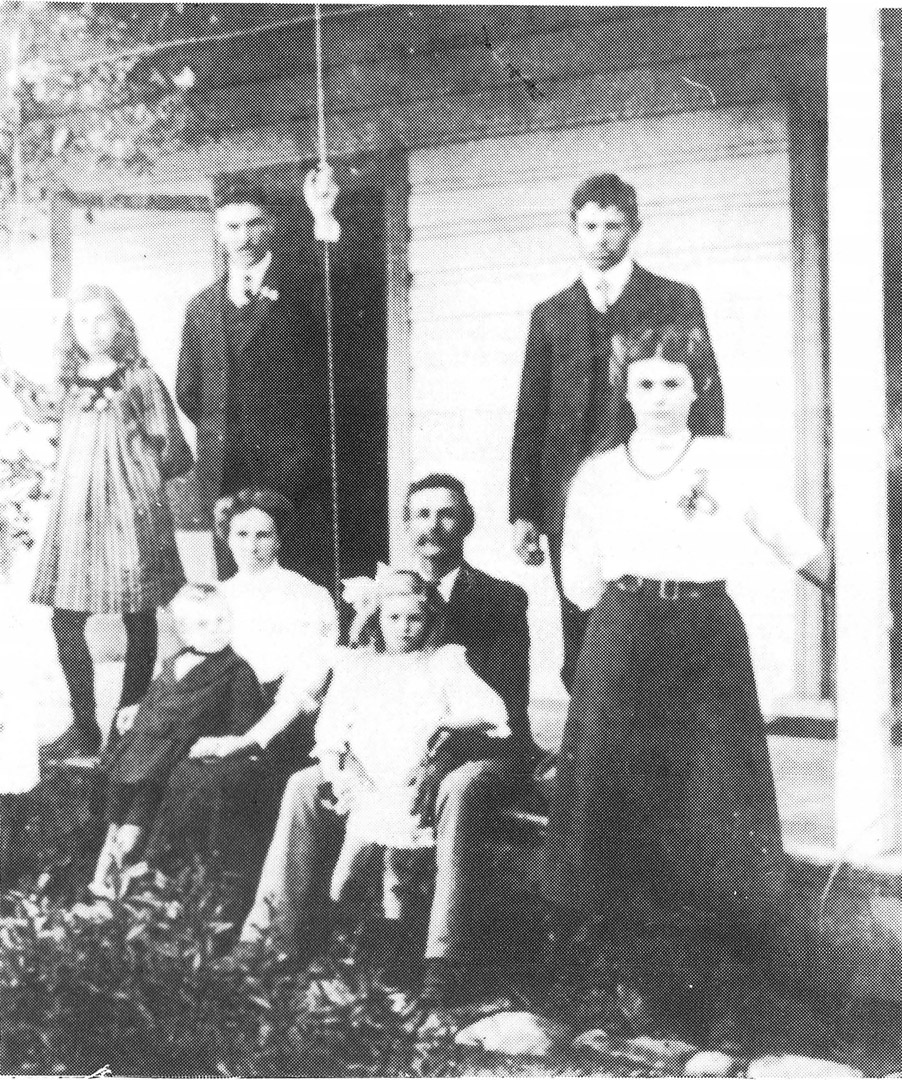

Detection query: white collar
xmin=404 ymin=562 xmax=462 ymax=602
xmin=437 ymin=565 xmax=462 ymax=602
xmin=227 ymin=561 xmax=284 ymax=588
xmin=228 ymin=250 xmax=273 ymax=304
xmin=581 ymin=255 xmax=634 ymax=308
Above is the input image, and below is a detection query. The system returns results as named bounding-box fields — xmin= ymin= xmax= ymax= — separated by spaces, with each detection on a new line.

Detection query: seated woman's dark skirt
xmin=544 ymin=581 xmax=787 ymax=933
xmin=142 ymin=680 xmax=316 ymax=916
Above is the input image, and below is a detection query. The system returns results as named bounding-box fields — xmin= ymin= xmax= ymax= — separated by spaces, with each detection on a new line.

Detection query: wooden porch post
xmin=829 ymin=7 xmax=897 ymax=858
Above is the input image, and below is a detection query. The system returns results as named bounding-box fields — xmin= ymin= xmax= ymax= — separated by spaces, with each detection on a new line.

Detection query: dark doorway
xmin=254 ymin=164 xmax=391 ymax=583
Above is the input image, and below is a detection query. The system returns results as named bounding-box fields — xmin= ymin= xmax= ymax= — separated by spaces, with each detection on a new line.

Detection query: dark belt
xmin=612 ymin=574 xmax=726 ymax=602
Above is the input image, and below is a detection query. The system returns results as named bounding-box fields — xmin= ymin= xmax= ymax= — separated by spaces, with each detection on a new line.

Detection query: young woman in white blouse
xmin=544 ymin=325 xmax=832 ymax=997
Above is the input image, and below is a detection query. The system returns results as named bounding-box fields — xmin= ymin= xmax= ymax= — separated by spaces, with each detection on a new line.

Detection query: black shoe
xmin=42 ymin=724 xmax=102 ymax=762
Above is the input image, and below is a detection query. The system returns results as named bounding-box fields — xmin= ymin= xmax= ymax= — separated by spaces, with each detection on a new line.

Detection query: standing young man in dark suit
xmin=176 ymin=179 xmax=333 ymax=585
xmin=241 ymin=475 xmax=534 ymax=1005
xmin=510 ymin=174 xmax=725 ymax=689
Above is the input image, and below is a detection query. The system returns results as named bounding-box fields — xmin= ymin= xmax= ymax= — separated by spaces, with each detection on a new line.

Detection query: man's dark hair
xmin=405 ymin=473 xmax=475 ymax=532
xmin=570 ymin=174 xmax=640 ymax=227
xmin=212 ymin=175 xmax=274 ymax=214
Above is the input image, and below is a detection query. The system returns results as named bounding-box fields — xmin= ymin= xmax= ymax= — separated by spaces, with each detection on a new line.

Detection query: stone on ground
xmin=572 ymin=1031 xmax=698 ymax=1072
xmin=747 ymin=1055 xmax=864 ymax=1078
xmin=683 ymin=1049 xmax=741 ymax=1076
xmin=456 ymin=1012 xmax=572 ymax=1057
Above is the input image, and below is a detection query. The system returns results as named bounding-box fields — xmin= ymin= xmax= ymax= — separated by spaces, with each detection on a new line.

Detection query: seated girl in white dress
xmin=313 ymin=569 xmax=510 ymax=920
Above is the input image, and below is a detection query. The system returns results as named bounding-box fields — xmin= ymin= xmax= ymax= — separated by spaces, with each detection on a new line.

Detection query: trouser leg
xmin=385 ymin=847 xmax=434 ymax=922
xmin=241 ymin=764 xmax=344 ymax=951
xmin=118 ymin=610 xmax=158 ymax=710
xmin=425 ymin=759 xmax=517 ymax=960
xmin=330 ymin=833 xmax=380 ymax=906
xmin=51 ymin=609 xmax=99 ymax=742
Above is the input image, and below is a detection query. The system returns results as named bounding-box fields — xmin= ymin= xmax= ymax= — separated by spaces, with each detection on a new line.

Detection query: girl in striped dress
xmin=21 ymin=285 xmax=193 ymax=758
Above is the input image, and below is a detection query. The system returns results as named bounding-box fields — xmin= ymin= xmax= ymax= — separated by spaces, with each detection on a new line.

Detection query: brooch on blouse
xmin=72 ymin=368 xmax=125 ymax=412
xmin=677 ymin=468 xmax=719 ymax=518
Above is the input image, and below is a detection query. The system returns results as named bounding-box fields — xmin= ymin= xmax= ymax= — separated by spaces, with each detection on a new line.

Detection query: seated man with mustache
xmin=241 ymin=474 xmax=533 ymax=1005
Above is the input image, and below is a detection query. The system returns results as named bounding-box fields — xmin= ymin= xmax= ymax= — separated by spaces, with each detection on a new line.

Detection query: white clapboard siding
xmin=69 ymin=205 xmax=215 ymax=405
xmin=408 ymin=102 xmax=811 ymax=721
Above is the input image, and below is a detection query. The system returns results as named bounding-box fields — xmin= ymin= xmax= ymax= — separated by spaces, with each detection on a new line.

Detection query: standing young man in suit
xmin=176 ymin=178 xmax=333 ymax=585
xmin=510 ymin=174 xmax=725 ymax=689
xmin=241 ymin=474 xmax=535 ymax=1005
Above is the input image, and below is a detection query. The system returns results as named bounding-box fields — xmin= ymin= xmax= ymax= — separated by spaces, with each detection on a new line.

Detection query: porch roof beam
xmin=55 ymin=42 xmax=820 ymax=196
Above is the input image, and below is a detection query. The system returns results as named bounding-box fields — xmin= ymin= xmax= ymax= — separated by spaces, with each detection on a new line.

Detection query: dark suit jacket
xmin=176 ymin=259 xmax=330 ymax=521
xmin=439 ymin=561 xmax=533 ymax=767
xmin=103 ymin=646 xmax=264 ymax=789
xmin=509 ymin=266 xmax=724 ymax=544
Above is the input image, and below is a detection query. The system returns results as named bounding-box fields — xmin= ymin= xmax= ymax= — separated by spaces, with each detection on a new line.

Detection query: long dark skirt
xmin=143 ymin=681 xmax=316 ymax=920
xmin=544 ymin=582 xmax=787 ymax=933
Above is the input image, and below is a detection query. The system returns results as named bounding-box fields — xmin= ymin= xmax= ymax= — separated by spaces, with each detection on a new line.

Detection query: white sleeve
xmin=439 ymin=646 xmax=510 ymax=736
xmin=248 ymin=587 xmax=339 ymax=747
xmin=561 ymin=463 xmax=609 ymax=611
xmin=270 ymin=587 xmax=338 ymax=710
xmin=739 ymin=451 xmax=826 ymax=571
xmin=311 ymin=653 xmax=358 ymax=761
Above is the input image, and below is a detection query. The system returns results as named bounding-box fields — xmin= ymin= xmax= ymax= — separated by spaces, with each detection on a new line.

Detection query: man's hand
xmin=513 ymin=519 xmax=545 ymax=565
xmin=327 ymin=773 xmax=354 ymax=816
xmin=116 ymin=704 xmax=140 ymax=735
xmin=189 ymin=734 xmax=253 ymax=759
xmin=440 ymin=716 xmax=511 ymax=739
xmin=213 ymin=496 xmax=234 ymax=537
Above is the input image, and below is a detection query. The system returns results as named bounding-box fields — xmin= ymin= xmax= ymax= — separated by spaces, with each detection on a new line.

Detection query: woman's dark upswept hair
xmin=215 ymin=488 xmax=298 ymax=546
xmin=601 ymin=322 xmax=719 ymax=448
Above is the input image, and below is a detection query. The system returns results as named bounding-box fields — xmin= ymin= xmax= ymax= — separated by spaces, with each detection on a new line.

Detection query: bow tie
xmin=177 ymin=646 xmax=224 ymax=659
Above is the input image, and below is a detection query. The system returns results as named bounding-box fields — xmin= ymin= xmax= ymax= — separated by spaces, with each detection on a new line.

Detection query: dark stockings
xmin=118 ymin=611 xmax=159 ymax=710
xmin=51 ymin=609 xmax=158 ymax=745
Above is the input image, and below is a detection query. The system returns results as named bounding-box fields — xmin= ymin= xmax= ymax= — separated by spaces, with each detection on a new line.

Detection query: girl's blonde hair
xmin=56 ymin=284 xmax=146 ymax=386
xmin=355 ymin=570 xmax=446 ymax=653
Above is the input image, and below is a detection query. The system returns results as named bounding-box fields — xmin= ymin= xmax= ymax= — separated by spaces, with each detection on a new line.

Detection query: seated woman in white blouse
xmin=195 ymin=489 xmax=338 ymax=770
xmin=141 ymin=489 xmax=337 ymax=911
xmin=544 ymin=324 xmax=832 ymax=1019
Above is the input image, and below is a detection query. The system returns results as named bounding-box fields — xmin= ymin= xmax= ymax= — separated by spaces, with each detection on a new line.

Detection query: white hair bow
xmin=342 ymin=562 xmax=392 ymax=645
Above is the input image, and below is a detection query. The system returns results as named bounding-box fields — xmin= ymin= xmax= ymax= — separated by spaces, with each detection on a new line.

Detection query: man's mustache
xmin=416 ymin=531 xmax=448 ymax=545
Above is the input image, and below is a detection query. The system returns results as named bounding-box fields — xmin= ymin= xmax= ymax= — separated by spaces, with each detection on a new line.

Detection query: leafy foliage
xmin=0 ymin=865 xmax=473 ymax=1077
xmin=1 ymin=3 xmax=198 ymax=207
xmin=0 ymin=412 xmax=55 ymax=578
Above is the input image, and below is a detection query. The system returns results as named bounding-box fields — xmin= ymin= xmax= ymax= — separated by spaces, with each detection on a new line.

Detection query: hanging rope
xmin=303 ymin=2 xmax=342 ymax=611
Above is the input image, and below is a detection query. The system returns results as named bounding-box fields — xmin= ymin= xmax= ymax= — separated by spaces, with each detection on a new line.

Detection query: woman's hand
xmin=116 ymin=704 xmax=140 ymax=735
xmin=189 ymin=734 xmax=256 ymax=759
